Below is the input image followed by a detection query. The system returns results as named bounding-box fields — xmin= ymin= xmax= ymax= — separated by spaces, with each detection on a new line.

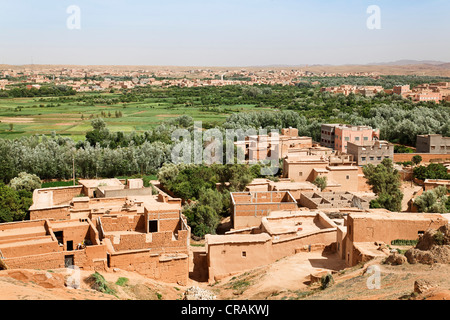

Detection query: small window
xmin=377 ymin=156 xmax=382 ymax=160
xmin=344 ymin=137 xmax=350 ymax=141
xmin=418 ymin=231 xmax=425 ymax=236
xmin=361 ymin=157 xmax=366 ymax=161
xmin=299 ymin=172 xmax=303 ymax=176
xmin=346 ymin=175 xmax=350 ymax=180
xmin=242 ymin=251 xmax=247 ymax=258
xmin=364 ymin=137 xmax=369 ymax=141
xmin=355 ymin=137 xmax=360 ymax=141
xmin=370 ymin=157 xmax=374 ymax=161
xmin=149 ymin=220 xmax=158 ymax=233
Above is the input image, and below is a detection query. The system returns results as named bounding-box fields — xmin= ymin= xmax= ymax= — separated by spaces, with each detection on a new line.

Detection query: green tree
xmin=411 ymin=155 xmax=422 ymax=166
xmin=0 ymin=183 xmax=32 ymax=222
xmin=313 ymin=176 xmax=328 ymax=191
xmin=413 ymin=163 xmax=450 ymax=181
xmin=363 ymin=158 xmax=403 ymax=212
xmin=9 ymin=172 xmax=42 ymax=192
xmin=85 ymin=118 xmax=110 ymax=146
xmin=183 ymin=204 xmax=220 ymax=238
xmin=414 ymin=186 xmax=449 ymax=213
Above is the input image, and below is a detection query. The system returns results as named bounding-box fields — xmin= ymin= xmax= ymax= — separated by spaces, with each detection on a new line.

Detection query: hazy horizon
xmin=1 ymin=0 xmax=449 ymax=66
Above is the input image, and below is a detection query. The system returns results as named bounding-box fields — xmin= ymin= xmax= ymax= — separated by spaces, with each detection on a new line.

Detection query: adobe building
xmin=298 ymin=191 xmax=375 ymax=210
xmin=416 ymin=134 xmax=450 ymax=154
xmin=321 ymin=124 xmax=380 ymax=153
xmin=282 ymin=155 xmax=359 ymax=192
xmin=1 ymin=179 xmax=190 ymax=285
xmin=206 ymin=210 xmax=338 ymax=282
xmin=234 ymin=128 xmax=315 ymax=162
xmin=423 ymin=179 xmax=450 ymax=192
xmin=346 ymin=140 xmax=394 ymax=166
xmin=337 ymin=211 xmax=448 ymax=267
xmin=244 ymin=178 xmax=320 ymax=201
xmin=393 ymin=85 xmax=411 ymax=97
xmin=230 ymin=191 xmax=298 ymax=229
xmin=0 ymin=218 xmax=107 ymax=271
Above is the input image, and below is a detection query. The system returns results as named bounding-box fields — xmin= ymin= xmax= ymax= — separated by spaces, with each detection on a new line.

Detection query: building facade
xmin=321 ymin=124 xmax=380 ymax=153
xmin=416 ymin=134 xmax=450 ymax=154
xmin=346 ymin=140 xmax=394 ymax=166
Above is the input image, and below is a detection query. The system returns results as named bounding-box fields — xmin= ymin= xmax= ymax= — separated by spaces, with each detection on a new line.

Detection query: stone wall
xmin=108 ymin=250 xmax=188 ymax=285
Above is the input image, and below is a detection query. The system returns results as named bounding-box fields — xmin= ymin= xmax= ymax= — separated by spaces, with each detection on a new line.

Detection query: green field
xmin=0 ymin=93 xmax=262 ymax=139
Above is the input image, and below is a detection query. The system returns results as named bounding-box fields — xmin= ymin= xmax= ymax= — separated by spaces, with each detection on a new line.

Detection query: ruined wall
xmin=3 ymin=251 xmax=65 ymax=270
xmin=30 ymin=206 xmax=71 ymax=221
xmin=2 ymin=245 xmax=107 ymax=271
xmin=233 ymin=203 xmax=298 ymax=229
xmin=0 ymin=238 xmax=60 ymax=258
xmin=271 ymin=229 xmax=336 ymax=261
xmin=101 ymin=215 xmax=145 ymax=232
xmin=46 ymin=186 xmax=84 ymax=205
xmin=106 ymin=229 xmax=189 ymax=254
xmin=108 ymin=251 xmax=189 ymax=285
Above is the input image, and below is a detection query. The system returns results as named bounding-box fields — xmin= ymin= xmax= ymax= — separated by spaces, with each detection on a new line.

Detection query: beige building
xmin=206 ymin=211 xmax=338 ymax=282
xmin=230 ymin=191 xmax=298 ymax=229
xmin=347 ymin=140 xmax=394 ymax=166
xmin=2 ymin=179 xmax=190 ymax=285
xmin=282 ymin=155 xmax=359 ymax=192
xmin=416 ymin=134 xmax=450 ymax=154
xmin=337 ymin=211 xmax=448 ymax=267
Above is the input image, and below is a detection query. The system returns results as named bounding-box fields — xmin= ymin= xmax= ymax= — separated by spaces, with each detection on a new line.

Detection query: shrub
xmin=87 ymin=272 xmax=117 ymax=296
xmin=433 ymin=231 xmax=445 ymax=246
xmin=320 ymin=273 xmax=334 ymax=290
xmin=115 ymin=277 xmax=129 ymax=287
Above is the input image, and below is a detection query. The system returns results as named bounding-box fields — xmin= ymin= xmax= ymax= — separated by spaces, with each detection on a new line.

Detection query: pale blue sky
xmin=0 ymin=0 xmax=449 ymax=66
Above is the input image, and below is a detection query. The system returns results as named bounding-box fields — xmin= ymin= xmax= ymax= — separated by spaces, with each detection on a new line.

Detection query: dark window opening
xmin=149 ymin=220 xmax=158 ymax=233
xmin=242 ymin=251 xmax=247 ymax=257
xmin=54 ymin=231 xmax=63 ymax=245
xmin=67 ymin=240 xmax=73 ymax=251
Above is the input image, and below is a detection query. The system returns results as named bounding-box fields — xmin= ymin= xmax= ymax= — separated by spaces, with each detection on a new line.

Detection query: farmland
xmin=0 ymin=89 xmax=265 ymax=140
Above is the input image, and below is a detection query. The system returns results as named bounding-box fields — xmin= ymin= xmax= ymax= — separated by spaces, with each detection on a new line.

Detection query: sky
xmin=0 ymin=0 xmax=449 ymax=66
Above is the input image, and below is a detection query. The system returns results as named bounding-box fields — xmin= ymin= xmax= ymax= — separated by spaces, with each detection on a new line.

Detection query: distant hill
xmin=368 ymin=60 xmax=448 ymax=66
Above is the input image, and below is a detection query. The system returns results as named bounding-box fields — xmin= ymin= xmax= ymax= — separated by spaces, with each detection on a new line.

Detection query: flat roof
xmin=206 ymin=233 xmax=271 ymax=245
xmin=349 ymin=211 xmax=445 ymax=221
xmin=78 ymin=178 xmax=123 ymax=188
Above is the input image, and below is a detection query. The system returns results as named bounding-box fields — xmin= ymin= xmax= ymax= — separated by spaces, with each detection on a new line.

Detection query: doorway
xmin=64 ymin=255 xmax=74 ymax=268
xmin=67 ymin=241 xmax=74 ymax=251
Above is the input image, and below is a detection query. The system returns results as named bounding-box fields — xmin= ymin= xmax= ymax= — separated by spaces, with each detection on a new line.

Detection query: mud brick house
xmin=230 ymin=191 xmax=298 ymax=229
xmin=0 ymin=179 xmax=190 ymax=285
xmin=337 ymin=211 xmax=448 ymax=267
xmin=206 ymin=210 xmax=338 ymax=283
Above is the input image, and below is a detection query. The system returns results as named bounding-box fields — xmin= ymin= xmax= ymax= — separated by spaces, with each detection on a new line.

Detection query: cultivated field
xmin=0 ymin=93 xmax=261 ymax=140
